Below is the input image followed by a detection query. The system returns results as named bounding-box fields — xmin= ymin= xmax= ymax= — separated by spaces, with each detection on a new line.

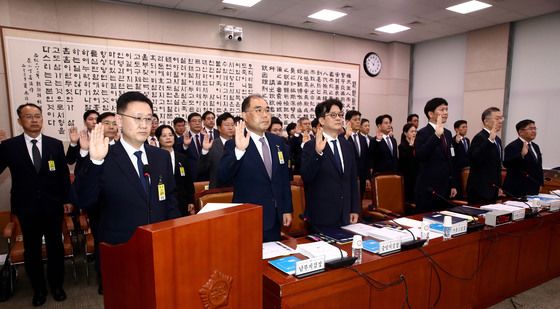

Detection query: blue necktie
xmin=134 ymin=151 xmax=147 ymax=192
xmin=331 ymin=140 xmax=343 ymax=174
xmin=463 ymin=138 xmax=468 ymax=152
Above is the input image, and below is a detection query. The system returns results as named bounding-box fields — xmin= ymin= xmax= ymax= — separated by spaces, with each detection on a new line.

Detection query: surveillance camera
xmin=225 ymin=33 xmax=233 ymax=40
xmin=235 ymin=34 xmax=243 ymax=41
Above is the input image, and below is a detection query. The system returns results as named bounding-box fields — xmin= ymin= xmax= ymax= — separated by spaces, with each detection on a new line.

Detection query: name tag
xmin=278 ymin=151 xmax=285 ymax=164
xmin=450 ymin=146 xmax=455 ymax=157
xmin=179 ymin=166 xmax=186 ymax=177
xmin=158 ymin=183 xmax=166 ymax=201
xmin=48 ymin=160 xmax=56 ymax=171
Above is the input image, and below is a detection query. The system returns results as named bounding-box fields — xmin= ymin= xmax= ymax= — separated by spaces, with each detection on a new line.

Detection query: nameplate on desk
xmin=362 ymin=239 xmax=401 ymax=255
xmin=295 ymin=256 xmax=325 ymax=277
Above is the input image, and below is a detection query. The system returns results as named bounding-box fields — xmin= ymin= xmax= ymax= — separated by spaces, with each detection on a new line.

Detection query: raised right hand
xmin=234 ymin=120 xmax=250 ymax=151
xmin=489 ymin=121 xmax=498 ymax=141
xmin=182 ymin=132 xmax=192 ymax=146
xmin=435 ymin=115 xmax=444 ymax=137
xmin=375 ymin=127 xmax=383 ymax=141
xmin=79 ymin=129 xmax=90 ymax=151
xmin=69 ymin=127 xmax=79 ymax=144
xmin=89 ymin=124 xmax=109 ymax=161
xmin=202 ymin=133 xmax=213 ymax=151
xmin=521 ymin=141 xmax=529 ymax=158
xmin=315 ymin=126 xmax=327 ymax=154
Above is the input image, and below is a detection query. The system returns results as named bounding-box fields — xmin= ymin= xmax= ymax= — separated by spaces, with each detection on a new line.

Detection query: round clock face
xmin=364 ymin=52 xmax=382 ymax=77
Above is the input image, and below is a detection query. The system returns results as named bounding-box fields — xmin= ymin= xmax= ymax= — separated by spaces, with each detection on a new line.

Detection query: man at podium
xmin=75 ymin=91 xmax=181 ymax=245
xmin=219 ymin=94 xmax=293 ymax=242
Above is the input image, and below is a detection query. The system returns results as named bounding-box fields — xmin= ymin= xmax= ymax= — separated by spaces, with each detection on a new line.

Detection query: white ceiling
xmin=110 ymin=0 xmax=560 ymax=43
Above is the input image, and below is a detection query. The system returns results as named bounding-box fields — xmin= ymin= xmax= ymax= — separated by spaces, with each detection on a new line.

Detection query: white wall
xmin=411 ymin=34 xmax=466 ymax=130
xmin=0 ymin=0 xmax=411 ymax=211
xmin=507 ymin=12 xmax=560 ymax=169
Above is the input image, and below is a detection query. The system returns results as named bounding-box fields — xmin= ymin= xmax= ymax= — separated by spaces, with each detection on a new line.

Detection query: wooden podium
xmin=100 ymin=204 xmax=262 ymax=309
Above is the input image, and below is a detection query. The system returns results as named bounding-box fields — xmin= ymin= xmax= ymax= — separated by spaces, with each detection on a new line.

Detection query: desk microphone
xmin=298 ymin=214 xmax=357 ymax=269
xmin=491 ymin=184 xmax=538 ymax=218
xmin=143 ymin=164 xmax=152 ymax=223
xmin=428 ymin=187 xmax=485 ymax=232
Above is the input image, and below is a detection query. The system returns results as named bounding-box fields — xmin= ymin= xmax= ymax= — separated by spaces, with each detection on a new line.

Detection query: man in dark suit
xmin=371 ymin=114 xmax=398 ymax=174
xmin=359 ymin=118 xmax=373 ymax=148
xmin=175 ymin=112 xmax=208 ymax=182
xmin=66 ymin=109 xmax=99 ymax=165
xmin=452 ymin=120 xmax=470 ymax=199
xmin=198 ymin=112 xmax=235 ymax=189
xmin=0 ymin=103 xmax=71 ymax=306
xmin=288 ymin=117 xmax=313 ymax=175
xmin=344 ymin=110 xmax=370 ymax=199
xmin=301 ymin=99 xmax=360 ymax=228
xmin=75 ymin=91 xmax=180 ymax=246
xmin=467 ymin=107 xmax=504 ymax=205
xmin=172 ymin=117 xmax=187 ymax=147
xmin=414 ymin=98 xmax=458 ymax=213
xmin=202 ymin=111 xmax=220 ymax=141
xmin=218 ymin=95 xmax=292 ymax=242
xmin=503 ymin=119 xmax=544 ymax=196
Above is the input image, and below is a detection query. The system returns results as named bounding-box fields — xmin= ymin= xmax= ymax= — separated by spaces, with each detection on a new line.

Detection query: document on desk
xmin=263 ymin=241 xmax=296 ymax=260
xmin=197 ymin=203 xmax=242 ymax=214
xmin=297 ymin=241 xmax=347 ymax=262
xmin=393 ymin=217 xmax=423 ymax=228
xmin=341 ymin=223 xmax=377 ymax=236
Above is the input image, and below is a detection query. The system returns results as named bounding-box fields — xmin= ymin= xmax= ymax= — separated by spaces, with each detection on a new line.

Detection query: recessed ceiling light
xmin=375 ymin=24 xmax=410 ymax=34
xmin=222 ymin=0 xmax=261 ymax=7
xmin=308 ymin=9 xmax=347 ymax=22
xmin=446 ymin=1 xmax=492 ymax=14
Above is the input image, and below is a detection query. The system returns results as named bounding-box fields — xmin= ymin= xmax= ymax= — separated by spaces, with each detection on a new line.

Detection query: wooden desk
xmin=263 ymin=211 xmax=560 ymax=308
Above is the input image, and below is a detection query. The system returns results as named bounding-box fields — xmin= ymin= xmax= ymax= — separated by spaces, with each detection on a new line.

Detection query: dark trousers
xmin=17 ymin=213 xmax=65 ymax=293
xmin=263 ymin=219 xmax=281 ymax=242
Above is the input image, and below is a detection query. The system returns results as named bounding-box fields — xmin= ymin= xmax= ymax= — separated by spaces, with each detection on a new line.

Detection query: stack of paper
xmin=262 ymin=241 xmax=296 ymax=260
xmin=296 ymin=241 xmax=347 ymax=262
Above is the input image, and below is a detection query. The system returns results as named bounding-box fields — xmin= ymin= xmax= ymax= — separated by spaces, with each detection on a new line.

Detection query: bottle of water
xmin=443 ymin=216 xmax=452 ymax=240
xmin=352 ymin=235 xmax=362 ymax=264
xmin=420 ymin=219 xmax=430 ymax=244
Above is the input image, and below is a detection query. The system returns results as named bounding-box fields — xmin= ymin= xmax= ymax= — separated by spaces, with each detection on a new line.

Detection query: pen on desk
xmin=276 ymin=241 xmax=294 ymax=251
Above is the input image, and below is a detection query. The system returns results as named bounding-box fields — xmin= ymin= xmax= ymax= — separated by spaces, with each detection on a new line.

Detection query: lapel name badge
xmin=276 ymin=145 xmax=285 ymax=164
xmin=179 ymin=166 xmax=186 ymax=177
xmin=48 ymin=160 xmax=56 ymax=171
xmin=158 ymin=176 xmax=166 ymax=201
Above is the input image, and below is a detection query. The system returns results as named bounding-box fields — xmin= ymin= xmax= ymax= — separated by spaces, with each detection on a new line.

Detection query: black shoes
xmin=52 ymin=287 xmax=67 ymax=302
xmin=32 ymin=290 xmax=47 ymax=307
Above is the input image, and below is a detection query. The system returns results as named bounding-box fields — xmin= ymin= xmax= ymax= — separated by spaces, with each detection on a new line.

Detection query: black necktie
xmin=208 ymin=130 xmax=213 ymax=142
xmin=353 ymin=134 xmax=360 ymax=156
xmin=528 ymin=143 xmax=538 ymax=162
xmin=134 ymin=151 xmax=147 ymax=192
xmin=31 ymin=139 xmax=41 ymax=173
xmin=331 ymin=140 xmax=343 ymax=174
xmin=195 ymin=134 xmax=202 ymax=155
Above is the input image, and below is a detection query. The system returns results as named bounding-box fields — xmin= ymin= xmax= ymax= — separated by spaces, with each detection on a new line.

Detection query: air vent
xmin=408 ymin=21 xmax=422 ymax=26
xmin=221 ymin=6 xmax=238 ymax=13
xmin=340 ymin=5 xmax=353 ymax=10
xmin=368 ymin=32 xmax=378 ymax=36
xmin=302 ymin=20 xmax=315 ymax=25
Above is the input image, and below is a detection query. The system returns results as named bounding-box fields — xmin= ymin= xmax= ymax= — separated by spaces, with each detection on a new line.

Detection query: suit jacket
xmin=414 ymin=124 xmax=456 ymax=212
xmin=174 ymin=131 xmax=208 ymax=182
xmin=204 ymin=128 xmax=220 ymax=141
xmin=0 ymin=134 xmax=70 ymax=217
xmin=66 ymin=142 xmax=80 ymax=165
xmin=452 ymin=135 xmax=470 ymax=170
xmin=197 ymin=137 xmax=227 ymax=189
xmin=467 ymin=129 xmax=502 ymax=203
xmin=288 ymin=135 xmax=304 ymax=175
xmin=398 ymin=142 xmax=417 ymax=203
xmin=503 ymin=138 xmax=544 ymax=196
xmin=75 ymin=141 xmax=180 ymax=245
xmin=371 ymin=135 xmax=398 ymax=173
xmin=301 ymin=135 xmax=360 ymax=227
xmin=218 ymin=132 xmax=292 ymax=232
xmin=174 ymin=151 xmax=195 ymax=215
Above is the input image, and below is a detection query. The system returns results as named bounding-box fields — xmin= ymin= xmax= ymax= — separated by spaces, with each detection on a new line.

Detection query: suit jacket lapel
xmin=324 ymin=139 xmax=342 ymax=177
xmin=113 ymin=142 xmax=147 ymax=200
xmin=266 ymin=133 xmax=280 ymax=180
xmin=17 ymin=135 xmax=37 ymax=174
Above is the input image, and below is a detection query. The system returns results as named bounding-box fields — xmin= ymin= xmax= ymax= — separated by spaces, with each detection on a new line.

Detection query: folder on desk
xmin=269 ymin=256 xmax=301 ymax=275
xmin=319 ymin=227 xmax=355 ymax=243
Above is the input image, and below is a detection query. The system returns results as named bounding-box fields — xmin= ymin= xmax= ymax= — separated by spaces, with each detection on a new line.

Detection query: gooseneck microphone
xmin=298 ymin=214 xmax=357 ymax=269
xmin=428 ymin=187 xmax=485 ymax=232
xmin=143 ymin=164 xmax=152 ymax=223
xmin=492 ymin=183 xmax=538 ymax=217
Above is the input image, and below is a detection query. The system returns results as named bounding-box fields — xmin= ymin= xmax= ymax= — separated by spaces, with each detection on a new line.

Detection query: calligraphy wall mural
xmin=3 ymin=28 xmax=359 ymax=141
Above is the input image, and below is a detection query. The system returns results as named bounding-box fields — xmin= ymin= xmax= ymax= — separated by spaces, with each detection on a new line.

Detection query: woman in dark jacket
xmin=398 ymin=123 xmax=418 ymax=204
xmin=156 ymin=125 xmax=195 ymax=216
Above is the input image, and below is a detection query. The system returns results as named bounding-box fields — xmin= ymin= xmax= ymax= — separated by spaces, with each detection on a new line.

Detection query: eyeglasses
xmin=102 ymin=121 xmax=117 ymax=126
xmin=324 ymin=112 xmax=345 ymax=119
xmin=118 ymin=113 xmax=152 ymax=126
xmin=21 ymin=114 xmax=42 ymax=120
xmin=247 ymin=107 xmax=270 ymax=114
